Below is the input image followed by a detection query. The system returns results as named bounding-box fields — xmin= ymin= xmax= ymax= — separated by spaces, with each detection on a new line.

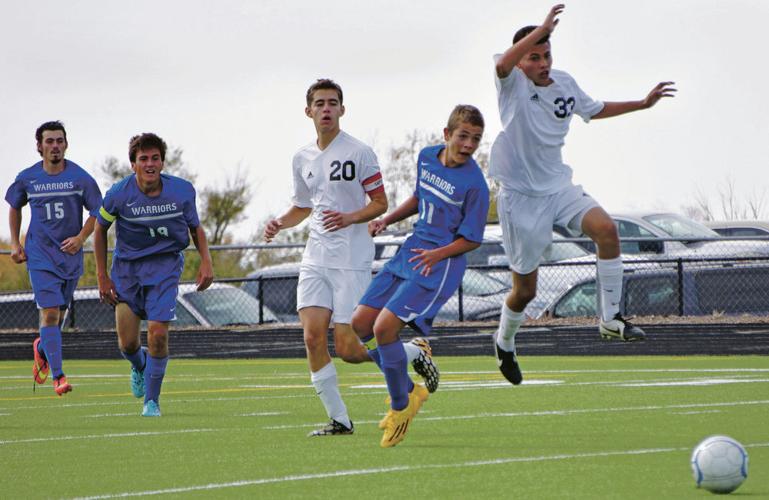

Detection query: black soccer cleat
xmin=410 ymin=337 xmax=440 ymax=393
xmin=599 ymin=313 xmax=646 ymax=341
xmin=307 ymin=419 xmax=354 ymax=437
xmin=494 ymin=341 xmax=523 ymax=385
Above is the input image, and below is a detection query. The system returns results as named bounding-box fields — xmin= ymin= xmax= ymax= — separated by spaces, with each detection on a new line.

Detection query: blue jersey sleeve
xmin=82 ymin=174 xmax=103 ymax=218
xmin=456 ymin=175 xmax=490 ymax=244
xmin=5 ymin=175 xmax=28 ymax=209
xmin=97 ymin=182 xmax=122 ymax=227
xmin=182 ymin=184 xmax=200 ymax=229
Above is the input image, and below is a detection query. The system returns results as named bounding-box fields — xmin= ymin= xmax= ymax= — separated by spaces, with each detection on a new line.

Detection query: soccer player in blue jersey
xmin=5 ymin=121 xmax=102 ymax=396
xmin=93 ymin=133 xmax=214 ymax=417
xmin=351 ymin=105 xmax=490 ymax=447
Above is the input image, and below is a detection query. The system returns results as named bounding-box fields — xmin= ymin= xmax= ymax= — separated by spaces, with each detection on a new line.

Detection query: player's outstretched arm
xmin=496 ymin=4 xmax=564 ymax=78
xmin=190 ymin=225 xmax=214 ymax=291
xmin=592 ymin=81 xmax=676 ymax=119
xmin=408 ymin=237 xmax=481 ymax=277
xmin=323 ymin=190 xmax=388 ymax=232
xmin=8 ymin=207 xmax=27 ymax=264
xmin=263 ymin=206 xmax=312 ymax=243
xmin=94 ymin=224 xmax=118 ymax=306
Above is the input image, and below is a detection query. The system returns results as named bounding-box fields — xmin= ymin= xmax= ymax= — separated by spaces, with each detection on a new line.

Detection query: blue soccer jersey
xmin=96 ymin=174 xmax=200 ymax=262
xmin=5 ymin=160 xmax=103 ymax=279
xmin=383 ymin=145 xmax=490 ymax=289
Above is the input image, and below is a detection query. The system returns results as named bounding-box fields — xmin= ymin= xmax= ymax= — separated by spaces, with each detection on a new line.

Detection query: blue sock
xmin=121 ymin=347 xmax=146 ymax=372
xmin=362 ymin=335 xmax=382 ymax=367
xmin=144 ymin=355 xmax=168 ymax=404
xmin=40 ymin=325 xmax=63 ymax=379
xmin=378 ymin=341 xmax=411 ymax=411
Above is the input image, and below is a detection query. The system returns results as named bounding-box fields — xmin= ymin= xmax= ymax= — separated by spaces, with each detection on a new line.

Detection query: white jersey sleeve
xmin=291 ymin=152 xmax=313 ymax=209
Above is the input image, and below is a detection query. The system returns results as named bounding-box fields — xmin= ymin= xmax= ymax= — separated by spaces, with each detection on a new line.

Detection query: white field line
xmin=262 ymin=398 xmax=769 ymax=430
xmin=0 ymin=428 xmax=217 ymax=446
xmin=235 ymin=411 xmax=289 ymax=417
xmin=70 ymin=442 xmax=769 ymax=499
xmin=670 ymin=410 xmax=723 ymax=415
xmin=84 ymin=413 xmax=140 ymax=418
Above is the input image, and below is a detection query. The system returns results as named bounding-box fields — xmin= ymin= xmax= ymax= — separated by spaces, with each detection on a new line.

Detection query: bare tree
xmin=685 ymin=176 xmax=768 ymax=221
xmin=200 ymin=167 xmax=251 ymax=245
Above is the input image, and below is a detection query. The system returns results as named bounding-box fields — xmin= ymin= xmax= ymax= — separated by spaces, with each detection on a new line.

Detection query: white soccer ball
xmin=691 ymin=435 xmax=748 ymax=494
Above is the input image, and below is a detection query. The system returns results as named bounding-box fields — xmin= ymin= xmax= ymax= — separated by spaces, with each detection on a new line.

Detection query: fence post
xmin=677 ymin=257 xmax=684 ymax=316
xmin=257 ymin=276 xmax=264 ymax=325
xmin=458 ymin=283 xmax=464 ymax=322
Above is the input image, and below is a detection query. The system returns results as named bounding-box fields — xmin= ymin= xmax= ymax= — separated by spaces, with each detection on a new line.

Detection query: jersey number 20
xmin=329 ymin=160 xmax=355 ymax=181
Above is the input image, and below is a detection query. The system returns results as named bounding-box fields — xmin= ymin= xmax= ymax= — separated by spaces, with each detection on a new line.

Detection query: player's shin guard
xmin=40 ymin=325 xmax=64 ymax=379
xmin=311 ymin=362 xmax=351 ymax=429
xmin=379 ymin=341 xmax=410 ymax=410
xmin=121 ymin=346 xmax=147 ymax=372
xmin=144 ymin=355 xmax=168 ymax=404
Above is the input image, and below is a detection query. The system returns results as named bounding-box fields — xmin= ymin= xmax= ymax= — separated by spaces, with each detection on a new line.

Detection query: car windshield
xmin=462 ymin=269 xmax=509 ymax=296
xmin=182 ymin=288 xmax=272 ymax=325
xmin=644 ymin=214 xmax=719 ymax=238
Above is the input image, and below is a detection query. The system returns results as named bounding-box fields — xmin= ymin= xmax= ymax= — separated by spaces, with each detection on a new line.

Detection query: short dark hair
xmin=129 ymin=133 xmax=167 ymax=163
xmin=447 ymin=104 xmax=485 ymax=133
xmin=35 ymin=121 xmax=67 ymax=144
xmin=306 ymin=78 xmax=343 ymax=106
xmin=513 ymin=25 xmax=550 ymax=45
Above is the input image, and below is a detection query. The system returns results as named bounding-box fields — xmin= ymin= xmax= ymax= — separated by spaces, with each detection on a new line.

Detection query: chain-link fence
xmin=1 ymin=235 xmax=768 ymax=331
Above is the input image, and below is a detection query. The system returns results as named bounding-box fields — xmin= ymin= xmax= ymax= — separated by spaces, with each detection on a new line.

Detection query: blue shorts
xmin=28 ymin=269 xmax=77 ymax=310
xmin=111 ymin=254 xmax=183 ymax=322
xmin=359 ymin=268 xmax=461 ymax=335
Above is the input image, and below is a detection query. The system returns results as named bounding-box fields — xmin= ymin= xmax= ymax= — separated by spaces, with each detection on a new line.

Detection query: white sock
xmin=495 ymin=303 xmax=524 ymax=352
xmin=310 ymin=362 xmax=351 ymax=428
xmin=596 ymin=256 xmax=623 ymax=322
xmin=403 ymin=341 xmax=420 ymax=363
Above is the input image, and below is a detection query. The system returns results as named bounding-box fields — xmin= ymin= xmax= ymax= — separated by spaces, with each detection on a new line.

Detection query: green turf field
xmin=1 ymin=355 xmax=767 ymax=499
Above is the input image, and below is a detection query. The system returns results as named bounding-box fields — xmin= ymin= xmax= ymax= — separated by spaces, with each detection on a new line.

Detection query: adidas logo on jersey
xmin=530 ymin=94 xmax=539 ymax=101
xmin=307 ymin=171 xmax=314 ymax=179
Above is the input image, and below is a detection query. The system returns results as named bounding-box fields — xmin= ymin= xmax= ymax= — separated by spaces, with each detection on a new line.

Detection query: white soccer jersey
xmin=489 ymin=57 xmax=604 ymax=196
xmin=291 ymin=130 xmax=384 ymax=270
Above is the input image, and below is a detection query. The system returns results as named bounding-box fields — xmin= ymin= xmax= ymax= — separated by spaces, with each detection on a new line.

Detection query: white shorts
xmin=497 ymin=184 xmax=600 ymax=275
xmin=296 ymin=264 xmax=371 ymax=324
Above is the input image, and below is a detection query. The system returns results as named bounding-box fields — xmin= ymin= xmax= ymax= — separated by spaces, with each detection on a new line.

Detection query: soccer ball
xmin=691 ymin=435 xmax=748 ymax=494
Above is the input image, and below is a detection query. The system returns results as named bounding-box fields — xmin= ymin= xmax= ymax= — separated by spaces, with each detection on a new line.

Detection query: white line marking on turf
xmin=0 ymin=428 xmax=217 ymax=446
xmin=84 ymin=413 xmax=138 ymax=418
xmin=262 ymin=399 xmax=769 ymax=430
xmin=618 ymin=378 xmax=769 ymax=387
xmin=236 ymin=411 xmax=289 ymax=417
xmin=70 ymin=442 xmax=769 ymax=499
xmin=670 ymin=410 xmax=723 ymax=415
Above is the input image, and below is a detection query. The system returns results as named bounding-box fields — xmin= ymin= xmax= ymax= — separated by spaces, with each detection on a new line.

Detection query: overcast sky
xmin=2 ymin=0 xmax=768 ymax=241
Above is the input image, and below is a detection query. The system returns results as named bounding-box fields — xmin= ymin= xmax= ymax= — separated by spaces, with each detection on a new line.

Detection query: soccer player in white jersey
xmin=264 ymin=79 xmax=438 ymax=437
xmin=490 ymin=5 xmax=676 ymax=385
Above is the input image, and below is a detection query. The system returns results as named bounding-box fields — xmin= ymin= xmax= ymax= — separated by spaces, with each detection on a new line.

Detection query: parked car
xmin=704 ymin=220 xmax=769 ymax=237
xmin=539 ymin=261 xmax=769 ymax=318
xmin=0 ymin=283 xmax=277 ymax=331
xmin=559 ymin=212 xmax=769 ymax=259
xmin=243 ymin=259 xmax=513 ymax=323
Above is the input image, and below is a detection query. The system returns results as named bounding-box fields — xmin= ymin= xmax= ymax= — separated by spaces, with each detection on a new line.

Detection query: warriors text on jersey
xmin=291 ymin=131 xmax=384 ymax=270
xmin=489 ymin=60 xmax=605 ymax=196
xmin=5 ymin=160 xmax=102 ymax=279
xmin=96 ymin=174 xmax=200 ymax=261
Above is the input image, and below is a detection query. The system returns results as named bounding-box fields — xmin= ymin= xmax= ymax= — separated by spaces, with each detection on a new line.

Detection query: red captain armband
xmin=362 ymin=172 xmax=385 ymax=195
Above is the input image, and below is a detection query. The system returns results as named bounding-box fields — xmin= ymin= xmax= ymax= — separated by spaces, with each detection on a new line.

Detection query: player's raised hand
xmin=368 ymin=219 xmax=387 ymax=236
xmin=10 ymin=243 xmax=27 ymax=264
xmin=543 ymin=4 xmax=565 ymax=33
xmin=642 ymin=81 xmax=677 ymax=108
xmin=263 ymin=219 xmax=282 ymax=242
xmin=322 ymin=210 xmax=354 ymax=232
xmin=60 ymin=235 xmax=84 ymax=255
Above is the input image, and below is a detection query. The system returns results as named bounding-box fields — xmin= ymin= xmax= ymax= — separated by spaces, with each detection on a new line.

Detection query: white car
xmin=704 ymin=220 xmax=769 ymax=237
xmin=0 ymin=283 xmax=278 ymax=331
